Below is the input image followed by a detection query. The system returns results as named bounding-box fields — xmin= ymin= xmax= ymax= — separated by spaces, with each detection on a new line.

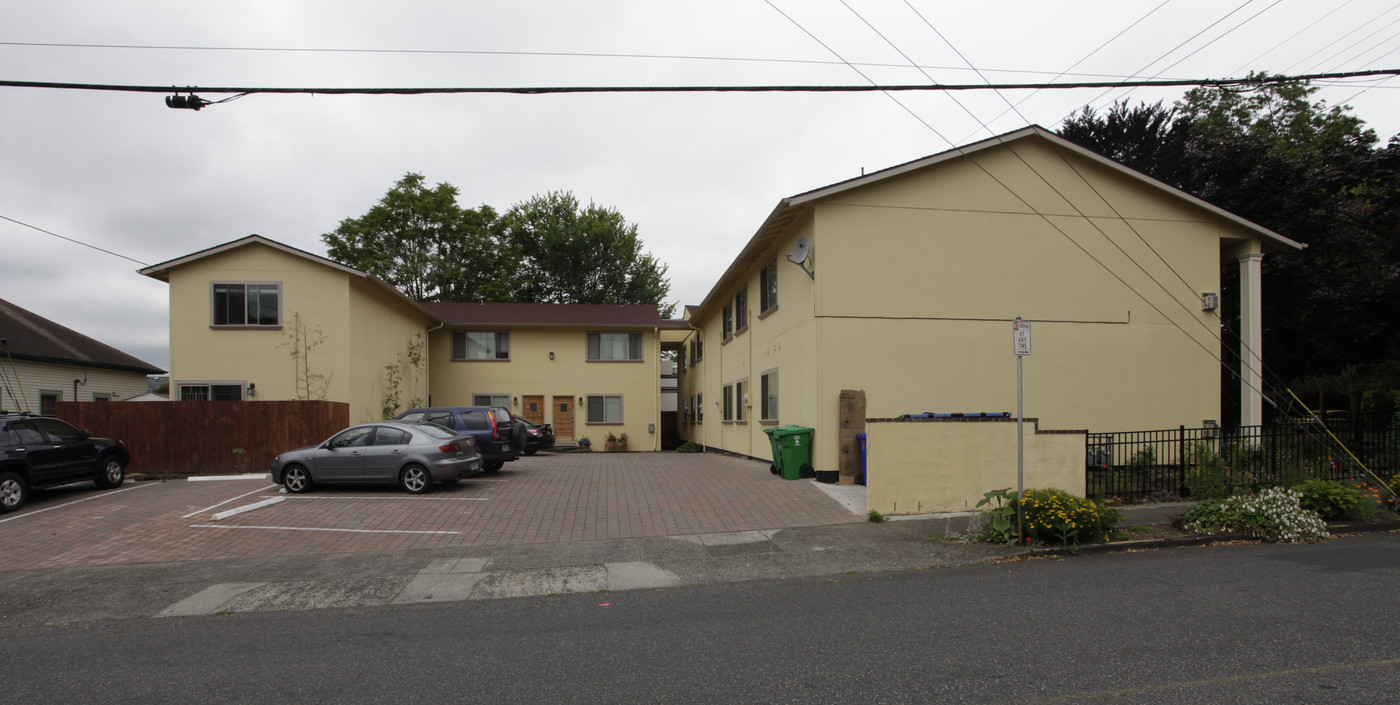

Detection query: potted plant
xmin=605 ymin=433 xmax=619 ymax=451
xmin=617 ymin=433 xmax=629 ymax=450
xmin=579 ymin=436 xmax=591 ymax=451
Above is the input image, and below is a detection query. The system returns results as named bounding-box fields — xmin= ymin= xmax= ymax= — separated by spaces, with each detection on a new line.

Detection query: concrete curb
xmin=1025 ymin=518 xmax=1400 ymax=558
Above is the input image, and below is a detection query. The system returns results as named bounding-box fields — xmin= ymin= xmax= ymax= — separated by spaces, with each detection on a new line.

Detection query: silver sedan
xmin=270 ymin=421 xmax=482 ymax=494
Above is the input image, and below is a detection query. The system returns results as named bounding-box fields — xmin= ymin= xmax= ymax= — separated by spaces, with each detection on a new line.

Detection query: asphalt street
xmin=4 ymin=532 xmax=1397 ymax=704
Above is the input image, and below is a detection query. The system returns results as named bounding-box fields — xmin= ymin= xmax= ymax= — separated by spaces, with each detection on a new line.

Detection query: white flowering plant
xmin=1181 ymin=487 xmax=1329 ymax=543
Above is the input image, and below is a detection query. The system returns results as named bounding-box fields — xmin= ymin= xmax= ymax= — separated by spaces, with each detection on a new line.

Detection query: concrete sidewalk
xmin=0 ymin=497 xmax=1193 ymax=627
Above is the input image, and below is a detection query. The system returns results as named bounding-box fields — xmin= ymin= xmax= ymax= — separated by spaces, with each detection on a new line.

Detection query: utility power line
xmin=0 ymin=68 xmax=1394 ymax=100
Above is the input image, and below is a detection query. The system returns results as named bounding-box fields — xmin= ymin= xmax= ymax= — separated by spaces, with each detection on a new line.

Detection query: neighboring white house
xmin=0 ymin=298 xmax=164 ymax=413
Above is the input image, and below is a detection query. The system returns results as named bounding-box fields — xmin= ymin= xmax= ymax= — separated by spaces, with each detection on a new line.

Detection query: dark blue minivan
xmin=396 ymin=406 xmax=522 ymax=472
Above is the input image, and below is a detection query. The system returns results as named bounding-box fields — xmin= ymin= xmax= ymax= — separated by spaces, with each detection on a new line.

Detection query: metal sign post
xmin=1013 ymin=317 xmax=1031 ymax=545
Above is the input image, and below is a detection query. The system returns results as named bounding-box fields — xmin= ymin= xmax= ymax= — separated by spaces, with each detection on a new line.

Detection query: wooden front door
xmin=522 ymin=395 xmax=545 ymax=425
xmin=552 ymin=396 xmax=575 ymax=441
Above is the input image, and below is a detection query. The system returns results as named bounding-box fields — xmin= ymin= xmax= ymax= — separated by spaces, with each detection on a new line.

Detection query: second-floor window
xmin=453 ymin=331 xmax=510 ymax=360
xmin=212 ymin=282 xmax=280 ymax=327
xmin=588 ymin=332 xmax=643 ymax=361
xmin=760 ymin=260 xmax=778 ymax=313
xmin=735 ymin=288 xmax=748 ymax=332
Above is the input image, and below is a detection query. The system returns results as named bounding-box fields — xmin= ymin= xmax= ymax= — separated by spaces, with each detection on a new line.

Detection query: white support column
xmin=1238 ymin=252 xmax=1264 ymax=427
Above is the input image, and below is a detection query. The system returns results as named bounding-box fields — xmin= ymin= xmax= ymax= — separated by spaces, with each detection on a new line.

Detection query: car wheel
xmin=95 ymin=455 xmax=125 ymax=489
xmin=770 ymin=463 xmax=779 ymax=475
xmin=484 ymin=460 xmax=503 ymax=473
xmin=0 ymin=472 xmax=27 ymax=514
xmin=283 ymin=464 xmax=314 ymax=494
xmin=523 ymin=449 xmax=537 ymax=456
xmin=400 ymin=464 xmax=432 ymax=494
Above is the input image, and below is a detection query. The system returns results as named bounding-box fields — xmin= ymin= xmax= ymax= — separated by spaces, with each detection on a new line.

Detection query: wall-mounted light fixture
xmin=513 ymin=396 xmax=518 ymax=406
xmin=247 ymin=382 xmax=256 ymax=398
xmin=549 ymin=352 xmax=555 ymax=360
xmin=578 ymin=396 xmax=583 ymax=405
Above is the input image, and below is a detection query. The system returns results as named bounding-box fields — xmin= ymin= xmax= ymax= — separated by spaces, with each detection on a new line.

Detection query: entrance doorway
xmin=522 ymin=395 xmax=545 ymax=425
xmin=552 ymin=396 xmax=575 ymax=441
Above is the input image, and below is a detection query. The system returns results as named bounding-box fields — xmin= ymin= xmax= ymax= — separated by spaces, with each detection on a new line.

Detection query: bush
xmin=1185 ymin=442 xmax=1230 ymax=499
xmin=1014 ymin=488 xmax=1122 ymax=546
xmin=1181 ymin=487 xmax=1328 ymax=543
xmin=1292 ymin=478 xmax=1362 ymax=520
xmin=676 ymin=440 xmax=703 ymax=453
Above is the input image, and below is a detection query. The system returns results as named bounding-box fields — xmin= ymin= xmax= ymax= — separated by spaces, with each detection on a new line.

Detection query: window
xmin=734 ymin=288 xmax=748 ymax=333
xmin=38 ymin=390 xmax=60 ymax=416
xmin=723 ymin=383 xmax=734 ymax=421
xmin=179 ymin=384 xmax=243 ymax=401
xmin=7 ymin=422 xmax=44 ymax=444
xmin=453 ymin=331 xmax=510 ymax=360
xmin=34 ymin=418 xmax=83 ymax=441
xmin=587 ymin=332 xmax=643 ymax=361
xmin=735 ymin=379 xmax=747 ymax=422
xmin=696 ymin=393 xmax=703 ymax=423
xmin=92 ymin=393 xmax=112 ymax=402
xmin=761 ymin=369 xmax=779 ymax=421
xmin=328 ymin=427 xmax=375 ymax=448
xmin=696 ymin=333 xmax=703 ymax=361
xmin=722 ymin=304 xmax=733 ymax=340
xmin=682 ymin=398 xmax=690 ymax=425
xmin=586 ymin=394 xmax=623 ymax=424
xmin=372 ymin=427 xmax=411 ymax=446
xmin=760 ymin=260 xmax=778 ymax=314
xmin=473 ymin=394 xmax=510 ymax=407
xmin=212 ymin=282 xmax=280 ymax=327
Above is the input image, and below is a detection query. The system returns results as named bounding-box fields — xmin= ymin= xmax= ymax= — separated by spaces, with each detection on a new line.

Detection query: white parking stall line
xmin=182 ymin=484 xmax=280 ymax=519
xmin=278 ymin=495 xmax=489 ymax=501
xmin=211 ymin=497 xmax=285 ymax=520
xmin=189 ymin=524 xmax=459 ymax=535
xmin=187 ymin=474 xmax=268 ymax=482
xmin=0 ymin=482 xmax=154 ymax=524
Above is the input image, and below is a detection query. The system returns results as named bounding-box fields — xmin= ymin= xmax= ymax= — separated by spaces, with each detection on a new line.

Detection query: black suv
xmin=0 ymin=412 xmax=129 ymax=513
xmin=396 ymin=406 xmax=522 ymax=471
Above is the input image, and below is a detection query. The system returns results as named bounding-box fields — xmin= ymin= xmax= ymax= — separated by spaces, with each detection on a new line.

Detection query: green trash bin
xmin=763 ymin=425 xmax=815 ymax=480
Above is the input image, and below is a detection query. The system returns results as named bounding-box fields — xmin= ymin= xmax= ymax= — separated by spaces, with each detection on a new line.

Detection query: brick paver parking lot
xmin=0 ymin=452 xmax=861 ymax=570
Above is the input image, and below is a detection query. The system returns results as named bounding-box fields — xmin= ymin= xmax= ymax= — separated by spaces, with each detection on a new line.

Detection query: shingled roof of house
xmin=421 ymin=302 xmax=685 ymax=328
xmin=0 ymin=298 xmax=164 ymax=374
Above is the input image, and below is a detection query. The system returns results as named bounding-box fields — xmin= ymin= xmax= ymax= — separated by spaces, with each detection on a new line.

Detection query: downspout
xmin=424 ymin=320 xmax=444 ymax=406
xmin=686 ymin=318 xmax=704 ymax=449
xmin=654 ymin=326 xmax=661 ymax=452
xmin=73 ymin=370 xmax=88 ymax=404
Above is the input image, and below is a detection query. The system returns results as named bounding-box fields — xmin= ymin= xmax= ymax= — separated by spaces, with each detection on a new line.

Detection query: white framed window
xmin=760 ymin=368 xmax=779 ymax=422
xmin=587 ymin=332 xmax=643 ymax=361
xmin=453 ymin=331 xmax=510 ymax=360
xmin=734 ymin=287 xmax=748 ymax=333
xmin=723 ymin=383 xmax=734 ymax=421
xmin=696 ymin=392 xmax=703 ymax=423
xmin=759 ymin=260 xmax=778 ymax=314
xmin=212 ymin=282 xmax=281 ymax=327
xmin=722 ymin=304 xmax=733 ymax=340
xmin=473 ymin=394 xmax=511 ymax=407
xmin=735 ymin=378 xmax=747 ymax=422
xmin=586 ymin=394 xmax=623 ymax=424
xmin=178 ymin=382 xmax=244 ymax=401
xmin=39 ymin=390 xmax=61 ymax=416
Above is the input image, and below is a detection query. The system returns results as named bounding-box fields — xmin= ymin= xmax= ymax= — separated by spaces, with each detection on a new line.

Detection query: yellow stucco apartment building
xmin=140 ymin=126 xmax=1301 ymax=498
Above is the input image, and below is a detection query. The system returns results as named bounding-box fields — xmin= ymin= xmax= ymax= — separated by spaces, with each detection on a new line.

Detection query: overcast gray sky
xmin=5 ymin=0 xmax=1398 ymax=372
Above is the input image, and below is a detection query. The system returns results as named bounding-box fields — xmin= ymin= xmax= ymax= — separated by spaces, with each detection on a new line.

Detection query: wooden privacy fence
xmin=55 ymin=400 xmax=349 ymax=476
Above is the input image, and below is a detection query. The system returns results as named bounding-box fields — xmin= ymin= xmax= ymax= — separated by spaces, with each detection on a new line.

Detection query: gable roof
xmin=694 ymin=124 xmax=1305 ymax=317
xmin=138 ymin=234 xmax=438 ymax=323
xmin=0 ymin=298 xmax=164 ymax=374
xmin=423 ymin=302 xmax=685 ymax=328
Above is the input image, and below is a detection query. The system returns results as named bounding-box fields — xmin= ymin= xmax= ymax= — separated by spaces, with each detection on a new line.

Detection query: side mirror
xmin=79 ymin=430 xmax=91 ymax=440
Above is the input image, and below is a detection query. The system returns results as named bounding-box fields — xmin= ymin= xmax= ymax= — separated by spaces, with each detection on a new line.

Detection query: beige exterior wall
xmin=865 ymin=420 xmax=1086 ymax=515
xmin=346 ymin=277 xmax=432 ymax=423
xmin=0 ymin=359 xmax=151 ymax=412
xmin=428 ymin=325 xmax=664 ymax=449
xmin=163 ymin=241 xmax=432 ymax=423
xmin=679 ymin=136 xmax=1263 ymax=475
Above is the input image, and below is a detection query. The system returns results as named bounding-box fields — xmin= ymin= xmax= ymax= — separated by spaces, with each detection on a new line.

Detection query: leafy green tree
xmin=322 ymin=173 xmax=510 ymax=302
xmin=500 ymin=191 xmax=674 ymax=316
xmin=1058 ymin=77 xmax=1400 ymax=406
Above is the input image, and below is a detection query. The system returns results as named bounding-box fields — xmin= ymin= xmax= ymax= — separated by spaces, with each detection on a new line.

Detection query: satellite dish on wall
xmin=789 ymin=238 xmax=811 ymax=264
xmin=786 ymin=237 xmax=815 ymax=280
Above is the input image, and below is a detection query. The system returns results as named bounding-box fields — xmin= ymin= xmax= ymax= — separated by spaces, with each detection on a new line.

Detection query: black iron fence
xmin=1086 ymin=414 xmax=1400 ymax=501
